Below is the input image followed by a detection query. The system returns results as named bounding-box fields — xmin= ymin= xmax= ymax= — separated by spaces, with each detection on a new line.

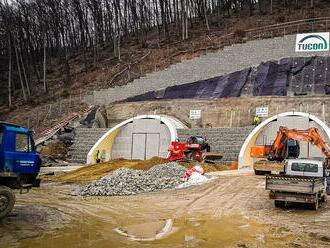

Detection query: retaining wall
xmin=178 ymin=126 xmax=254 ymax=165
xmin=103 ymin=96 xmax=330 ymax=129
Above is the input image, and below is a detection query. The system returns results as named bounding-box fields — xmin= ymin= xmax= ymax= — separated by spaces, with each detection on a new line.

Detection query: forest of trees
xmin=0 ymin=0 xmax=323 ymax=108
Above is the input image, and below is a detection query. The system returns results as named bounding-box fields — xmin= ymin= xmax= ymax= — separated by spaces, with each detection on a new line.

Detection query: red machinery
xmin=168 ymin=136 xmax=222 ymax=162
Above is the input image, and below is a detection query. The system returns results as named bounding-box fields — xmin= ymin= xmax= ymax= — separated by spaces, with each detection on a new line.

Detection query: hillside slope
xmin=1 ymin=5 xmax=330 ymax=132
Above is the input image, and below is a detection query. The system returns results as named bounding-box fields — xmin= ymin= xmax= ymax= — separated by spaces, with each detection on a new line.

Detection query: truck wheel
xmin=320 ymin=195 xmax=327 ymax=203
xmin=0 ymin=186 xmax=16 ymax=219
xmin=274 ymin=200 xmax=285 ymax=208
xmin=312 ymin=199 xmax=319 ymax=210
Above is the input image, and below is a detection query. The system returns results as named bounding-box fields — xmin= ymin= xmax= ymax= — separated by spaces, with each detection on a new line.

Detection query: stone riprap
xmin=69 ymin=128 xmax=109 ymax=163
xmin=178 ymin=126 xmax=254 ymax=165
xmin=72 ymin=162 xmax=186 ymax=196
xmin=84 ymin=35 xmax=329 ymax=105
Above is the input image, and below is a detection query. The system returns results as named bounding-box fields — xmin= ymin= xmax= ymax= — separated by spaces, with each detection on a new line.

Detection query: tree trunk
xmin=13 ymin=39 xmax=27 ymax=101
xmin=203 ymin=0 xmax=210 ymax=31
xmin=18 ymin=46 xmax=31 ymax=97
xmin=64 ymin=47 xmax=70 ymax=84
xmin=270 ymin=0 xmax=273 ymax=14
xmin=117 ymin=34 xmax=121 ymax=60
xmin=43 ymin=33 xmax=47 ymax=92
xmin=181 ymin=0 xmax=188 ymax=40
xmin=8 ymin=35 xmax=12 ymax=108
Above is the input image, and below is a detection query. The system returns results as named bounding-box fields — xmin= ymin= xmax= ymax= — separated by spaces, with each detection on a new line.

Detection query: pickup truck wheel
xmin=320 ymin=195 xmax=326 ymax=203
xmin=274 ymin=200 xmax=285 ymax=208
xmin=0 ymin=186 xmax=16 ymax=219
xmin=312 ymin=199 xmax=319 ymax=210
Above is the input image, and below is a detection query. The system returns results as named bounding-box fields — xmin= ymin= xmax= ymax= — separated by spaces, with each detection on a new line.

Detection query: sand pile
xmin=46 ymin=157 xmax=168 ymax=183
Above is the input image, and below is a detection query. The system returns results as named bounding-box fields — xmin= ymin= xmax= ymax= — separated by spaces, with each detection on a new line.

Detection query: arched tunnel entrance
xmin=238 ymin=112 xmax=330 ymax=168
xmin=86 ymin=115 xmax=185 ymax=164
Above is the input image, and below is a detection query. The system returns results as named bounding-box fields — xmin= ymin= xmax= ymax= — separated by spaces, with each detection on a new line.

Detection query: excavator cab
xmin=286 ymin=139 xmax=300 ymax=159
xmin=267 ymin=139 xmax=300 ymax=161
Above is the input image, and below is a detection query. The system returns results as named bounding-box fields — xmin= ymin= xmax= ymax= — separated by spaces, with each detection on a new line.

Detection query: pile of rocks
xmin=72 ymin=162 xmax=186 ymax=196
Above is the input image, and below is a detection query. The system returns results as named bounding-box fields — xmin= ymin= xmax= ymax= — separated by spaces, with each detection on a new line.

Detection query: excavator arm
xmin=252 ymin=126 xmax=330 ymax=164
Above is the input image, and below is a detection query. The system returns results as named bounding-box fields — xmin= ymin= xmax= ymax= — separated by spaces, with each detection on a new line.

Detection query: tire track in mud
xmin=15 ymin=174 xmax=264 ymax=224
xmin=172 ymin=175 xmax=253 ymax=218
xmin=16 ymin=186 xmax=123 ymax=225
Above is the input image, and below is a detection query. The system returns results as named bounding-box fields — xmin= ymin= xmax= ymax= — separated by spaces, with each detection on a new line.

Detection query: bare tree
xmin=8 ymin=34 xmax=12 ymax=108
xmin=43 ymin=33 xmax=47 ymax=92
xmin=0 ymin=0 xmax=315 ymax=107
xmin=13 ymin=38 xmax=27 ymax=101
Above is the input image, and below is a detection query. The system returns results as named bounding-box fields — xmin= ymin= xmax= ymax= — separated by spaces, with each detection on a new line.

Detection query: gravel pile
xmin=72 ymin=162 xmax=186 ymax=196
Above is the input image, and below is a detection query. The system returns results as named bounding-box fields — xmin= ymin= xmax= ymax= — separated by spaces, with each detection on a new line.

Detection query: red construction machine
xmin=168 ymin=136 xmax=222 ymax=162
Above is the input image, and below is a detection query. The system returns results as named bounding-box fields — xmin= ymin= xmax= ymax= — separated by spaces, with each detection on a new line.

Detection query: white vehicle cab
xmin=285 ymin=159 xmax=325 ymax=178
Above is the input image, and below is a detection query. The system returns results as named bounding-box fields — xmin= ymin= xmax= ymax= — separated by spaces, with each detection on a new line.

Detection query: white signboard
xmin=295 ymin=32 xmax=329 ymax=52
xmin=189 ymin=110 xmax=201 ymax=120
xmin=256 ymin=107 xmax=268 ymax=118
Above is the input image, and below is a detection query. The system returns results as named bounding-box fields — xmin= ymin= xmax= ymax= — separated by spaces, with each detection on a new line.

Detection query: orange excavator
xmin=251 ymin=126 xmax=330 ymax=174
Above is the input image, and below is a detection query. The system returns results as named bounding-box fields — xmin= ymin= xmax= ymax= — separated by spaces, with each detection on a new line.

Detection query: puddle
xmin=15 ymin=213 xmax=294 ymax=248
xmin=151 ymin=215 xmax=279 ymax=248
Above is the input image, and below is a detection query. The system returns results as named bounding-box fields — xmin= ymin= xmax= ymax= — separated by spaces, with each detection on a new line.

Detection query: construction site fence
xmin=214 ymin=17 xmax=330 ymax=48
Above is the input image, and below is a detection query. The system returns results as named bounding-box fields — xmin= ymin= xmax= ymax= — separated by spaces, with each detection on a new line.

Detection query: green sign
xmin=295 ymin=32 xmax=329 ymax=52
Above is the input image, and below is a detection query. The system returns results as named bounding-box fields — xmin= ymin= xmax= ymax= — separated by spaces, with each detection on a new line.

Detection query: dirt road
xmin=1 ymin=171 xmax=330 ymax=247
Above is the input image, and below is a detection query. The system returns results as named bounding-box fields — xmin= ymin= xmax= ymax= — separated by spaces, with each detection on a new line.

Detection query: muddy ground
xmin=1 ymin=170 xmax=330 ymax=248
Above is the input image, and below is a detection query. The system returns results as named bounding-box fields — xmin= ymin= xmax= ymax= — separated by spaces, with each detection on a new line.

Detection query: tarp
xmin=253 ymin=61 xmax=290 ymax=96
xmin=125 ymin=68 xmax=251 ymax=102
xmin=123 ymin=56 xmax=330 ymax=103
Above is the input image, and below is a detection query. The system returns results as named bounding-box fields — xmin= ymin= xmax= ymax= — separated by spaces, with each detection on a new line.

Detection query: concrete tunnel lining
xmin=238 ymin=112 xmax=330 ymax=169
xmin=86 ymin=115 xmax=186 ymax=164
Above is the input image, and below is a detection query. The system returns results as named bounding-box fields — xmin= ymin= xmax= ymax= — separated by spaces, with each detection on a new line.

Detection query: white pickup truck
xmin=265 ymin=159 xmax=328 ymax=210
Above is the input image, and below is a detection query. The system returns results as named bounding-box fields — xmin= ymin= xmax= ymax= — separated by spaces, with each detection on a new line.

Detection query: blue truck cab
xmin=0 ymin=122 xmax=41 ymax=188
xmin=0 ymin=122 xmax=41 ymax=218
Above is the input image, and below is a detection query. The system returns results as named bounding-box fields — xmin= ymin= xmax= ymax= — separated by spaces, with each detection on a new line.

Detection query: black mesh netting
xmin=123 ymin=56 xmax=330 ymax=102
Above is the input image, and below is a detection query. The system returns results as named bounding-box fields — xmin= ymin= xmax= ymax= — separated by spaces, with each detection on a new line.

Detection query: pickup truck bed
xmin=266 ymin=174 xmax=326 ymax=209
xmin=266 ymin=175 xmax=324 ymax=194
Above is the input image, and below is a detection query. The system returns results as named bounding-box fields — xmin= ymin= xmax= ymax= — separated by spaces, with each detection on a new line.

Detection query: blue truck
xmin=0 ymin=122 xmax=41 ymax=218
